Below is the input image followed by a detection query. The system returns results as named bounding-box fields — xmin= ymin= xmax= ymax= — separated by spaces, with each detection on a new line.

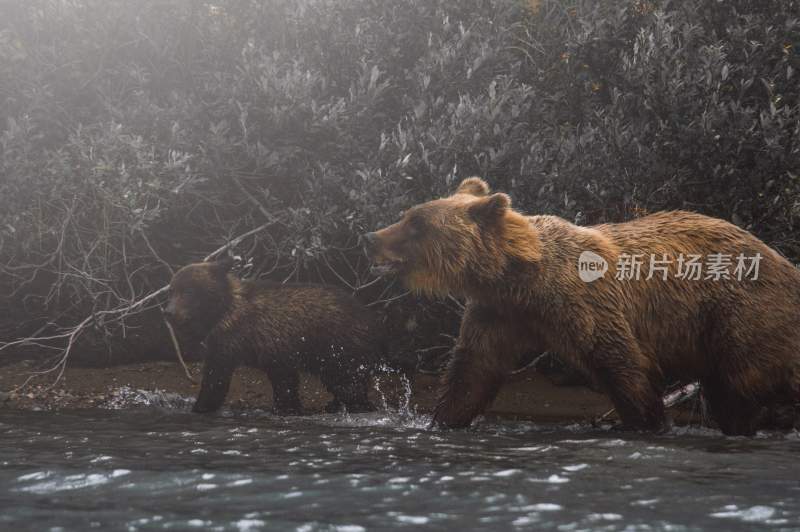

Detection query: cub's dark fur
xmin=165 ymin=258 xmax=384 ymax=414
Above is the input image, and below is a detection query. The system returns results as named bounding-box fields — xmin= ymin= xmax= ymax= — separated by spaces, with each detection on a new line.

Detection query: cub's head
xmin=361 ymin=177 xmax=539 ymax=296
xmin=164 ymin=257 xmax=235 ymax=337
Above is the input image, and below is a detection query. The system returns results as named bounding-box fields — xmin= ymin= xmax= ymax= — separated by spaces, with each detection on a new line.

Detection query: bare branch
xmin=1 ymin=220 xmax=277 ymax=390
xmin=164 ymin=317 xmax=197 ymax=384
xmin=140 ymin=228 xmax=174 ymax=276
xmin=366 ymin=289 xmax=410 ymax=307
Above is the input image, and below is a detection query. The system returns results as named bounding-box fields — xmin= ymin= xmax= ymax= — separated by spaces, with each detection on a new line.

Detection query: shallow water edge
xmin=1 ymin=405 xmax=798 ymax=531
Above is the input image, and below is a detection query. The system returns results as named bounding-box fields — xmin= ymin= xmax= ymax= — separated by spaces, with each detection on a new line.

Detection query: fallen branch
xmin=510 ymin=352 xmax=550 ymax=375
xmin=663 ymin=382 xmax=700 ymax=408
xmin=593 ymin=382 xmax=701 ymax=426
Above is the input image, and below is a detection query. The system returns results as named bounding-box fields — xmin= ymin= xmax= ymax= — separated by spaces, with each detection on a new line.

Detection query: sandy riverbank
xmin=0 ymin=360 xmax=619 ymax=424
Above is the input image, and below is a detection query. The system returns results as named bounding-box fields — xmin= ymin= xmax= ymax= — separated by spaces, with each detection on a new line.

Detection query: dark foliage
xmin=1 ymin=0 xmax=799 ymax=365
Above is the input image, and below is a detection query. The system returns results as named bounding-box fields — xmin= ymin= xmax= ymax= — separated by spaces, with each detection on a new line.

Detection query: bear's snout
xmin=163 ymin=298 xmax=185 ymax=324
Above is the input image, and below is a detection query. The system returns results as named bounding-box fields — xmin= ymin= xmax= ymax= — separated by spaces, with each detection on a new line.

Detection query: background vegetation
xmin=1 ymin=0 xmax=799 ymax=369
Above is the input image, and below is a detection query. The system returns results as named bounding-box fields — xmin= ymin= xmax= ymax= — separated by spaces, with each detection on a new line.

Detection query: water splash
xmin=320 ymin=365 xmax=430 ymax=429
xmin=104 ymin=386 xmax=194 ymax=410
xmin=374 ymin=364 xmax=424 ymax=425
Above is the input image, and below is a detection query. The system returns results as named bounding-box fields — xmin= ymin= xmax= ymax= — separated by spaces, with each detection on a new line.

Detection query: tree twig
xmin=163 ymin=317 xmax=197 ymax=384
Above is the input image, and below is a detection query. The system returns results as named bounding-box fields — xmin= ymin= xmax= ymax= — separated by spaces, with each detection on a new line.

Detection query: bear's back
xmin=591 ymin=211 xmax=773 ymax=257
xmin=225 ymin=279 xmax=383 ymax=369
xmin=241 ymin=280 xmax=371 ymax=323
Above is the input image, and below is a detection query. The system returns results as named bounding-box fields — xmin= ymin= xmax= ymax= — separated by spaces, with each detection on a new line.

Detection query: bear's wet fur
xmin=165 ymin=258 xmax=385 ymax=415
xmin=363 ymin=177 xmax=800 ymax=435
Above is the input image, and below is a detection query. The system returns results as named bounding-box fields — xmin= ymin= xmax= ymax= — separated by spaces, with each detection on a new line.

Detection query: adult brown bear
xmin=164 ymin=258 xmax=385 ymax=414
xmin=362 ymin=177 xmax=800 ymax=435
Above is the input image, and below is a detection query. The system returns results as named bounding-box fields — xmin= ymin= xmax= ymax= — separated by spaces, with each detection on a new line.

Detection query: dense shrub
xmin=1 ymin=0 xmax=799 ymax=365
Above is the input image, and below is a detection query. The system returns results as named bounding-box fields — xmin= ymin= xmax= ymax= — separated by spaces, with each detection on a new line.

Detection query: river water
xmin=0 ymin=397 xmax=798 ymax=531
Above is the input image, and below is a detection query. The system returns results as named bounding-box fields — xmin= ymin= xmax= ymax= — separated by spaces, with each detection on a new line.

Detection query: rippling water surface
xmin=1 ymin=399 xmax=798 ymax=531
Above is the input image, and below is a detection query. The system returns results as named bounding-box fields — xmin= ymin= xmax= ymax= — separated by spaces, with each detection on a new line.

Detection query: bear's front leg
xmin=431 ymin=346 xmax=508 ymax=428
xmin=269 ymin=367 xmax=303 ymax=415
xmin=589 ymin=325 xmax=667 ymax=432
xmin=431 ymin=305 xmax=525 ymax=429
xmin=193 ymin=351 xmax=236 ymax=413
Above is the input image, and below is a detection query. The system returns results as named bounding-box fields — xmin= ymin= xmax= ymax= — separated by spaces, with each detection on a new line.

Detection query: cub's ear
xmin=211 ymin=255 xmax=235 ymax=276
xmin=467 ymin=193 xmax=510 ymax=225
xmin=455 ymin=177 xmax=490 ymax=197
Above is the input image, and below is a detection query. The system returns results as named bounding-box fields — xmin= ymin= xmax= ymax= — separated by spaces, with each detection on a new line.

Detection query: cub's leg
xmin=268 ymin=366 xmax=303 ymax=415
xmin=432 ymin=305 xmax=527 ymax=429
xmin=588 ymin=325 xmax=667 ymax=432
xmin=193 ymin=350 xmax=236 ymax=413
xmin=321 ymin=365 xmax=373 ymax=413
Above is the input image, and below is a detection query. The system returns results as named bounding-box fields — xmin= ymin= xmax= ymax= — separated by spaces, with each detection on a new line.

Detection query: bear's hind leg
xmin=700 ymin=376 xmax=761 ymax=436
xmin=323 ymin=371 xmax=374 ymax=413
xmin=269 ymin=367 xmax=303 ymax=415
xmin=701 ymin=332 xmax=796 ymax=435
xmin=705 ymin=301 xmax=800 ymax=435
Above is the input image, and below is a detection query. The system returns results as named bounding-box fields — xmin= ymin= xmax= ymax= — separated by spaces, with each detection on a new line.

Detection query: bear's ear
xmin=455 ymin=177 xmax=490 ymax=197
xmin=211 ymin=255 xmax=235 ymax=276
xmin=467 ymin=193 xmax=510 ymax=225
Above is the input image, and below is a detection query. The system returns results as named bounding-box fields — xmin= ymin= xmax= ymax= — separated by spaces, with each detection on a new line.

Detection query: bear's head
xmin=164 ymin=257 xmax=235 ymax=340
xmin=362 ymin=177 xmax=540 ymax=296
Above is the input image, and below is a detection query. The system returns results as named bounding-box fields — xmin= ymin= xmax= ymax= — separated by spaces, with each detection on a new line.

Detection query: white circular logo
xmin=578 ymin=251 xmax=608 ymax=283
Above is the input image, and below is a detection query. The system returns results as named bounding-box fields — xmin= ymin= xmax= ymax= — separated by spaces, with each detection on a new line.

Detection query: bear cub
xmin=164 ymin=258 xmax=384 ymax=414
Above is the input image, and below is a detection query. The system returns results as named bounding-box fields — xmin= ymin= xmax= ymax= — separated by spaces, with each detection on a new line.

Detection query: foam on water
xmin=104 ymin=386 xmax=194 ymax=410
xmin=16 ymin=469 xmax=130 ymax=494
xmin=711 ymin=505 xmax=778 ymax=523
xmin=234 ymin=518 xmax=266 ymax=531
